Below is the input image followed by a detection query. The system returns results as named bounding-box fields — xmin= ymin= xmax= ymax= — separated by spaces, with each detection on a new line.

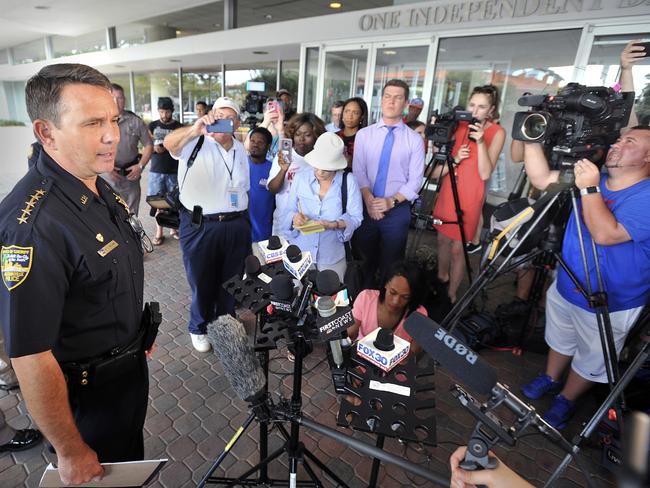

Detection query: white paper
xmin=369 ymin=379 xmax=411 ymax=397
xmin=39 ymin=459 xmax=167 ymax=487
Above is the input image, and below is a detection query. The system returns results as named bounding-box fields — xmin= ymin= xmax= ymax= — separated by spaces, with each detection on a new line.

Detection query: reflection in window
xmin=370 ymin=46 xmax=428 ymax=123
xmin=585 ymin=34 xmax=650 ymax=125
xmin=321 ymin=50 xmax=367 ymax=121
xmin=303 ymin=47 xmax=319 ymax=114
xmin=281 ymin=60 xmax=299 ymax=101
xmin=0 ymin=49 xmax=8 ymax=65
xmin=433 ymin=30 xmax=581 ymax=198
xmin=12 ymin=39 xmax=45 ymax=64
xmin=133 ymin=71 xmax=180 ymax=123
xmin=52 ymin=30 xmax=106 ymax=57
xmin=107 ymin=74 xmax=132 ymax=111
xmin=182 ymin=71 xmax=223 ymax=124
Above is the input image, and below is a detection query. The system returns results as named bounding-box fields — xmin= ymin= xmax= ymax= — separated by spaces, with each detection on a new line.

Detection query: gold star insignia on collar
xmin=96 ymin=233 xmax=104 ymax=242
xmin=80 ymin=195 xmax=89 ymax=205
xmin=17 ymin=188 xmax=46 ymax=225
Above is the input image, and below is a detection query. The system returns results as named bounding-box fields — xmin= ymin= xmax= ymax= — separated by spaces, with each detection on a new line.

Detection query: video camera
xmin=425 ymin=106 xmax=477 ymax=146
xmin=512 ymin=83 xmax=634 ymax=169
xmin=146 ymin=187 xmax=181 ymax=229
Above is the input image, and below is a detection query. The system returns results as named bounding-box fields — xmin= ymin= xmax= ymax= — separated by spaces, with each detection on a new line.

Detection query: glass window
xmin=12 ymin=39 xmax=45 ymax=64
xmin=52 ymin=30 xmax=106 ymax=57
xmin=432 ymin=29 xmax=581 ymax=198
xmin=281 ymin=60 xmax=299 ymax=99
xmin=370 ymin=45 xmax=428 ymax=123
xmin=321 ymin=50 xmax=367 ymax=121
xmin=133 ymin=71 xmax=180 ymax=124
xmin=182 ymin=70 xmax=223 ymax=124
xmin=116 ymin=2 xmax=223 ymax=48
xmin=0 ymin=49 xmax=8 ymax=65
xmin=584 ymin=33 xmax=650 ymax=125
xmin=303 ymin=47 xmax=319 ymax=114
xmin=107 ymin=74 xmax=132 ymax=111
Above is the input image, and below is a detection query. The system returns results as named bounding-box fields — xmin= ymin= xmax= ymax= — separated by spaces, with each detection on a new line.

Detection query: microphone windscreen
xmin=374 ymin=328 xmax=395 ymax=351
xmin=316 ymin=269 xmax=341 ymax=296
xmin=207 ymin=315 xmax=266 ymax=402
xmin=270 ymin=275 xmax=294 ymax=300
xmin=404 ymin=312 xmax=497 ymax=395
xmin=244 ymin=255 xmax=261 ymax=277
xmin=267 ymin=235 xmax=282 ymax=250
xmin=286 ymin=245 xmax=302 ymax=263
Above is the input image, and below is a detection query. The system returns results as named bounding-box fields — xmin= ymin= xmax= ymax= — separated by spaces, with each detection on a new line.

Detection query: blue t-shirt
xmin=248 ymin=157 xmax=275 ymax=242
xmin=557 ymin=175 xmax=650 ymax=312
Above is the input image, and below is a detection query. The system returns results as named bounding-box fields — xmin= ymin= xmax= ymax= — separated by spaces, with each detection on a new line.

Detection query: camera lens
xmin=522 ymin=113 xmax=548 ymax=141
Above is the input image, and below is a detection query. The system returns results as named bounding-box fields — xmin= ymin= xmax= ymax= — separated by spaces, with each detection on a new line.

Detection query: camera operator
xmin=450 ymin=446 xmax=535 ymax=488
xmin=520 ymin=127 xmax=650 ymax=429
xmin=431 ymin=85 xmax=506 ymax=303
xmin=619 ymin=39 xmax=648 ymax=128
xmin=164 ymin=97 xmax=250 ymax=353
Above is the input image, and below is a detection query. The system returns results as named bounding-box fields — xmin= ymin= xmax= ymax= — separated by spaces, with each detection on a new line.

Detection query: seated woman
xmin=336 ymin=97 xmax=368 ymax=170
xmin=281 ymin=132 xmax=363 ymax=282
xmin=268 ymin=112 xmax=325 ymax=235
xmin=347 ymin=261 xmax=427 ymax=354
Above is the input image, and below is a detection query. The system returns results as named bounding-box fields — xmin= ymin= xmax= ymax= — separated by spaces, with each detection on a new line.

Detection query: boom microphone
xmin=404 ymin=312 xmax=497 ymax=395
xmin=206 ymin=315 xmax=266 ymax=403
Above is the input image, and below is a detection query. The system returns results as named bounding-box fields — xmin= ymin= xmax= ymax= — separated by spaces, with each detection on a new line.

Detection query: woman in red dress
xmin=431 ymin=85 xmax=506 ymax=302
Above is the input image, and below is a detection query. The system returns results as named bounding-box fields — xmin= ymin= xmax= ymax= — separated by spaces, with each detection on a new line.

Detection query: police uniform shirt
xmin=175 ymin=136 xmax=250 ymax=215
xmin=115 ymin=110 xmax=152 ymax=167
xmin=0 ymin=150 xmax=144 ymax=362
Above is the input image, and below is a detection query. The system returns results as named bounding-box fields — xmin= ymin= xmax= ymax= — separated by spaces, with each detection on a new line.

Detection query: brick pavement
xmin=0 ymin=173 xmax=617 ymax=487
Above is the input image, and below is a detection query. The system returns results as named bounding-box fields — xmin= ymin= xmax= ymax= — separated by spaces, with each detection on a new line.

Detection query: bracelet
xmin=579 ymin=186 xmax=600 ymax=197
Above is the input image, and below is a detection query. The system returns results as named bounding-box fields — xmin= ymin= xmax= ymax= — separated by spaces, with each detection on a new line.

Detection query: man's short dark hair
xmin=250 ymin=126 xmax=273 ymax=147
xmin=382 ymin=79 xmax=409 ymax=100
xmin=196 ymin=101 xmax=208 ymax=109
xmin=332 ymin=100 xmax=345 ymax=110
xmin=26 ymin=64 xmax=112 ymax=125
xmin=630 ymin=125 xmax=650 ymax=132
xmin=111 ymin=83 xmax=124 ymax=94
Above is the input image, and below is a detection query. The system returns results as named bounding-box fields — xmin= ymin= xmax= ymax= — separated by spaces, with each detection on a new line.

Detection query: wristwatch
xmin=392 ymin=197 xmax=399 ymax=208
xmin=579 ymin=186 xmax=600 ymax=197
xmin=138 ymin=163 xmax=145 ymax=171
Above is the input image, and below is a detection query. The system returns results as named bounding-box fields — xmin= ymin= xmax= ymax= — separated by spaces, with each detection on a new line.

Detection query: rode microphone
xmin=282 ymin=245 xmax=312 ymax=281
xmin=404 ymin=312 xmax=497 ymax=395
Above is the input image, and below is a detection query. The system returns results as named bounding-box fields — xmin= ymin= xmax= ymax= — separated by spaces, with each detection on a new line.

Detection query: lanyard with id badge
xmin=218 ymin=146 xmax=242 ymax=209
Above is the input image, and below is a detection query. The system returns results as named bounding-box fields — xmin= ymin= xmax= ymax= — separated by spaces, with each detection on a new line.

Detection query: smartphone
xmin=206 ymin=119 xmax=234 ymax=134
xmin=266 ymin=100 xmax=278 ymax=112
xmin=280 ymin=138 xmax=293 ymax=162
xmin=634 ymin=41 xmax=650 ymax=58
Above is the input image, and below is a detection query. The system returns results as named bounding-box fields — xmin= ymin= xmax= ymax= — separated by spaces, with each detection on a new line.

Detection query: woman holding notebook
xmin=281 ymin=132 xmax=363 ymax=282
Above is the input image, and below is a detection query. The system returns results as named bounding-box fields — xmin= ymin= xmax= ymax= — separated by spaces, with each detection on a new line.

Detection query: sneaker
xmin=542 ymin=394 xmax=575 ymax=430
xmin=466 ymin=242 xmax=482 ymax=254
xmin=190 ymin=333 xmax=212 ymax=352
xmin=521 ymin=373 xmax=563 ymax=400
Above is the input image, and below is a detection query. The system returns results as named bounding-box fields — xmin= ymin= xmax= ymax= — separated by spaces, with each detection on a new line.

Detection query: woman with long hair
xmin=336 ymin=97 xmax=369 ymax=170
xmin=432 ymin=84 xmax=506 ymax=303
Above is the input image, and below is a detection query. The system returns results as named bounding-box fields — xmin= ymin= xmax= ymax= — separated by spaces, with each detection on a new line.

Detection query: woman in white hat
xmin=281 ymin=132 xmax=363 ymax=281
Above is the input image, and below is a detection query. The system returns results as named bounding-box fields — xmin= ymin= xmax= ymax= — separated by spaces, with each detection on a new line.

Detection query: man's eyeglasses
xmin=126 ymin=214 xmax=154 ymax=253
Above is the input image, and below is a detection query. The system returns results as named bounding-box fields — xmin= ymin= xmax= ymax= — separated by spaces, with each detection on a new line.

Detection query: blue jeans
xmin=147 ymin=172 xmax=178 ymax=197
xmin=352 ymin=202 xmax=410 ymax=288
xmin=179 ymin=210 xmax=251 ymax=334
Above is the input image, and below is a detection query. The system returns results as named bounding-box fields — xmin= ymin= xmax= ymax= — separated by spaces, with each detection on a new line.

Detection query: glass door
xmin=317 ymin=45 xmax=369 ymax=122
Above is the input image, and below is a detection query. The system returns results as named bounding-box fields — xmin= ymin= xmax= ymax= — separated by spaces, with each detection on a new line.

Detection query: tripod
xmin=408 ymin=141 xmax=473 ymax=285
xmin=198 ymin=315 xmax=351 ymax=487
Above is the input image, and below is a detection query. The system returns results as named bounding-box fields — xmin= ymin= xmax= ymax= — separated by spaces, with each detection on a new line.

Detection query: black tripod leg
xmin=230 ymin=444 xmax=287 ymax=484
xmin=197 ymin=411 xmax=257 ymax=488
xmin=367 ymin=434 xmax=385 ymax=488
xmin=302 ymin=448 xmax=352 ymax=488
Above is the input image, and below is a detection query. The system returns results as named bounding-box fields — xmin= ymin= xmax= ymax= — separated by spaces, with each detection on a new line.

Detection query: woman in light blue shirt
xmin=282 ymin=132 xmax=363 ymax=282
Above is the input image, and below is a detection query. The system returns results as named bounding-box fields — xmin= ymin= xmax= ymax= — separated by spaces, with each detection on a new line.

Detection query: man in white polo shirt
xmin=165 ymin=97 xmax=250 ymax=352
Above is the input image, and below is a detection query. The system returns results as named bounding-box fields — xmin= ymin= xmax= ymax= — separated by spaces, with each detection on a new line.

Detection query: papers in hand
xmin=295 ymin=220 xmax=325 ymax=235
xmin=39 ymin=459 xmax=167 ymax=487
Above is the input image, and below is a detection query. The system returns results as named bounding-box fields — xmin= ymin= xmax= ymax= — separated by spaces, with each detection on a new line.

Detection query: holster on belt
xmin=60 ymin=301 xmax=162 ymax=388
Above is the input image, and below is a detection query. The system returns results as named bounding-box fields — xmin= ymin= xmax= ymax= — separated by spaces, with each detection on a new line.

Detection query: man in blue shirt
xmin=352 ymin=79 xmax=424 ymax=287
xmin=248 ymin=127 xmax=275 ymax=242
xmin=520 ymin=126 xmax=650 ymax=429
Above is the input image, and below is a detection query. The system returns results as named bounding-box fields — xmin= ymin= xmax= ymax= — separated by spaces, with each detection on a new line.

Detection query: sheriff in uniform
xmin=0 ymin=64 xmax=150 ymax=486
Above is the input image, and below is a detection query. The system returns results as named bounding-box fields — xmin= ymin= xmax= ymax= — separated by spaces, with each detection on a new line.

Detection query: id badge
xmin=227 ymin=188 xmax=239 ymax=209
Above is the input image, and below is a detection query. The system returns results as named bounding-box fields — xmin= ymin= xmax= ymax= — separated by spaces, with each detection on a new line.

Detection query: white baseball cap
xmin=212 ymin=97 xmax=241 ymax=116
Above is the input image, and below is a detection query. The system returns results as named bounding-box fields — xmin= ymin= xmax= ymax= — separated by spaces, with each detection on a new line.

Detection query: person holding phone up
xmin=164 ymin=97 xmax=251 ymax=353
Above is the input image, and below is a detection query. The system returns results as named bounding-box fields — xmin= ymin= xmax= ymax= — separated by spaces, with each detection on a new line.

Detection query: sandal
xmin=170 ymin=231 xmax=180 ymax=240
xmin=152 ymin=236 xmax=165 ymax=246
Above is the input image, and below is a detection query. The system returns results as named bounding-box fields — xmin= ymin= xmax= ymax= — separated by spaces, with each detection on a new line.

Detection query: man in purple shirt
xmin=352 ymin=79 xmax=424 ymax=287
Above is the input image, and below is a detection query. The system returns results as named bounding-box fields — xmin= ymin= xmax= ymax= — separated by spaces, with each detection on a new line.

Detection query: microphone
xmin=258 ymin=235 xmax=289 ymax=264
xmin=357 ymin=327 xmax=410 ymax=373
xmin=244 ymin=255 xmax=261 ymax=277
xmin=269 ymin=275 xmax=296 ymax=313
xmin=315 ymin=269 xmax=350 ymax=307
xmin=206 ymin=315 xmax=268 ymax=419
xmin=404 ymin=312 xmax=497 ymax=395
xmin=282 ymin=245 xmax=312 ymax=281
